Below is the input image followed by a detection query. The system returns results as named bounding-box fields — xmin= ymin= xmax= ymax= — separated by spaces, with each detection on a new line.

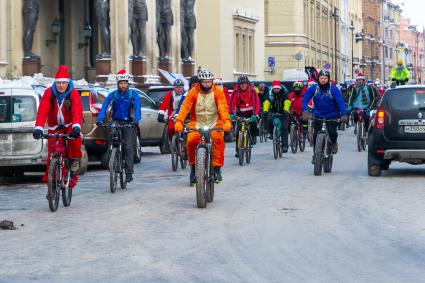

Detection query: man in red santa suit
xmin=32 ymin=65 xmax=83 ymax=182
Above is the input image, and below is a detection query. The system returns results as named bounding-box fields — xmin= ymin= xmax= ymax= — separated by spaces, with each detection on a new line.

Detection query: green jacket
xmin=389 ymin=66 xmax=410 ymax=82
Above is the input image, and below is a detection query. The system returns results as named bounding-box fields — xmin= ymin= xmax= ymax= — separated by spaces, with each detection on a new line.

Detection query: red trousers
xmin=187 ymin=130 xmax=225 ymax=167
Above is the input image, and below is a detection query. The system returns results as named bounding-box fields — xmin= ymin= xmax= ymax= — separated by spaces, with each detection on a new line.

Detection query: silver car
xmin=0 ymin=86 xmax=88 ymax=176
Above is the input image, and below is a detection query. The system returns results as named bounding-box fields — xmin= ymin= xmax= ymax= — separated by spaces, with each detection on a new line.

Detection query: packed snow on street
xmin=1 ymin=130 xmax=425 ymax=283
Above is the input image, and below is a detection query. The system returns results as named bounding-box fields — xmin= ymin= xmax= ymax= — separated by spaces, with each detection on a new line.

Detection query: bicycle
xmin=355 ymin=108 xmax=368 ymax=152
xmin=44 ymin=133 xmax=78 ymax=212
xmin=100 ymin=122 xmax=135 ymax=193
xmin=170 ymin=120 xmax=188 ymax=171
xmin=235 ymin=116 xmax=252 ymax=166
xmin=289 ymin=113 xmax=307 ymax=153
xmin=258 ymin=111 xmax=268 ymax=143
xmin=187 ymin=127 xmax=222 ymax=208
xmin=271 ymin=113 xmax=286 ymax=159
xmin=313 ymin=117 xmax=339 ymax=176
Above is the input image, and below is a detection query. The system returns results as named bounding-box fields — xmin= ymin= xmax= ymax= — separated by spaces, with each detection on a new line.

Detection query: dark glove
xmin=69 ymin=127 xmax=81 ymax=139
xmin=32 ymin=128 xmax=43 ymax=140
xmin=96 ymin=121 xmax=103 ymax=127
xmin=302 ymin=110 xmax=311 ymax=122
xmin=340 ymin=115 xmax=349 ymax=123
xmin=157 ymin=113 xmax=165 ymax=123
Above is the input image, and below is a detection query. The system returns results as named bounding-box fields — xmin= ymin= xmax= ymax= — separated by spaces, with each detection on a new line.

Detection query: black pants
xmin=267 ymin=113 xmax=289 ymax=148
xmin=110 ymin=120 xmax=136 ymax=174
xmin=350 ymin=109 xmax=370 ymax=131
xmin=235 ymin=115 xmax=258 ymax=152
xmin=313 ymin=118 xmax=338 ymax=151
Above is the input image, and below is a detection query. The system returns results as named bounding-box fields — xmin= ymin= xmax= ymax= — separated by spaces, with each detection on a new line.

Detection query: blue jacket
xmin=97 ymin=88 xmax=141 ymax=123
xmin=302 ymin=83 xmax=347 ymax=118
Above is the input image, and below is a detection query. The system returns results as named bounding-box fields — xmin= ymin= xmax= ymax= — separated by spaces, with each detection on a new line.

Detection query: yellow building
xmin=265 ymin=0 xmax=345 ymax=82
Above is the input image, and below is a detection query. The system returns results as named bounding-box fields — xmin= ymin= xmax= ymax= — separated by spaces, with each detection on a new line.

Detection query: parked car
xmin=85 ymin=87 xmax=169 ymax=168
xmin=368 ymin=85 xmax=425 ymax=176
xmin=146 ymin=85 xmax=173 ymax=105
xmin=0 ymin=85 xmax=88 ymax=176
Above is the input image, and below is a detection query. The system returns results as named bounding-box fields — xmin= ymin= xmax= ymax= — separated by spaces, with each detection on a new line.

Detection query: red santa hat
xmin=271 ymin=80 xmax=282 ymax=90
xmin=356 ymin=72 xmax=365 ymax=81
xmin=55 ymin=65 xmax=71 ymax=82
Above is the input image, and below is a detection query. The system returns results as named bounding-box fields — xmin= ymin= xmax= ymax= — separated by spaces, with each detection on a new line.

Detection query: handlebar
xmin=97 ymin=122 xmax=136 ymax=129
xmin=43 ymin=133 xmax=69 ymax=139
xmin=186 ymin=127 xmax=223 ymax=133
xmin=312 ymin=117 xmax=340 ymax=122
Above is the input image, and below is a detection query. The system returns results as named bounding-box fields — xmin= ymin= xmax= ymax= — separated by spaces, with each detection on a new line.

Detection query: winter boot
xmin=214 ymin=166 xmax=222 ymax=183
xmin=126 ymin=173 xmax=133 ymax=183
xmin=331 ymin=142 xmax=338 ymax=154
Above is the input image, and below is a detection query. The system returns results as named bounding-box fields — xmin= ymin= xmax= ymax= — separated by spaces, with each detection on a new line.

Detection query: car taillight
xmin=376 ymin=109 xmax=385 ymax=129
xmin=95 ymin=140 xmax=107 ymax=145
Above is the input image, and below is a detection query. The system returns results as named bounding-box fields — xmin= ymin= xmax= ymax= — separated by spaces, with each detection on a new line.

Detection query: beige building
xmin=347 ymin=0 xmax=364 ymax=79
xmin=265 ymin=0 xmax=344 ymax=82
xmin=0 ymin=0 xmax=264 ymax=83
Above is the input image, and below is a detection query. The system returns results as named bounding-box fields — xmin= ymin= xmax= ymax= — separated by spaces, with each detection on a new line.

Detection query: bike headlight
xmin=203 ymin=125 xmax=209 ymax=131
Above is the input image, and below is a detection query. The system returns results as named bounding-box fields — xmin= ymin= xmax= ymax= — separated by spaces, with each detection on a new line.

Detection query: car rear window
xmin=0 ymin=96 xmax=36 ymax=123
xmin=147 ymin=89 xmax=171 ymax=102
xmin=389 ymin=88 xmax=425 ymax=111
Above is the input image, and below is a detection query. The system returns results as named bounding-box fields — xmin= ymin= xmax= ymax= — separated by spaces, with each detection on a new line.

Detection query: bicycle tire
xmin=290 ymin=124 xmax=298 ymax=154
xmin=314 ymin=133 xmax=325 ymax=176
xmin=246 ymin=134 xmax=252 ymax=164
xmin=299 ymin=131 xmax=306 ymax=152
xmin=109 ymin=148 xmax=118 ymax=193
xmin=195 ymin=147 xmax=208 ymax=208
xmin=171 ymin=135 xmax=178 ymax=171
xmin=362 ymin=124 xmax=367 ymax=150
xmin=357 ymin=122 xmax=362 ymax=152
xmin=323 ymin=153 xmax=333 ymax=173
xmin=179 ymin=138 xmax=188 ymax=169
xmin=259 ymin=119 xmax=264 ymax=143
xmin=47 ymin=158 xmax=60 ymax=212
xmin=238 ymin=132 xmax=244 ymax=166
xmin=61 ymin=160 xmax=72 ymax=207
xmin=263 ymin=122 xmax=268 ymax=142
xmin=273 ymin=126 xmax=278 ymax=159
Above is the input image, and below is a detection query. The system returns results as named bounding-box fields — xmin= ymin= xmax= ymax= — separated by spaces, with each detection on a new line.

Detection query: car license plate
xmin=404 ymin=126 xmax=425 ymax=133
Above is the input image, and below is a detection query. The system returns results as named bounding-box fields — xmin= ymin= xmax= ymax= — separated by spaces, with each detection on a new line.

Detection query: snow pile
xmin=0 ymin=73 xmax=55 ymax=88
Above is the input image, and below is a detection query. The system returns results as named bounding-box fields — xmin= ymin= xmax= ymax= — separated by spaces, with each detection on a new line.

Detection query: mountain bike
xmin=170 ymin=120 xmax=188 ymax=171
xmin=187 ymin=127 xmax=222 ymax=208
xmin=313 ymin=117 xmax=339 ymax=176
xmin=272 ymin=113 xmax=286 ymax=159
xmin=289 ymin=113 xmax=307 ymax=153
xmin=236 ymin=116 xmax=252 ymax=166
xmin=258 ymin=111 xmax=268 ymax=143
xmin=44 ymin=133 xmax=78 ymax=212
xmin=355 ymin=108 xmax=367 ymax=152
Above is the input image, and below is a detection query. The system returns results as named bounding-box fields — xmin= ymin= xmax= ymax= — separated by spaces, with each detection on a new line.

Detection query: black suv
xmin=368 ymin=85 xmax=425 ymax=176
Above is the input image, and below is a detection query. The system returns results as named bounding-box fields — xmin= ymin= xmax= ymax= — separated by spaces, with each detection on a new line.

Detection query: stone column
xmin=11 ymin=0 xmax=24 ymax=77
xmin=110 ymin=0 xmax=129 ymax=74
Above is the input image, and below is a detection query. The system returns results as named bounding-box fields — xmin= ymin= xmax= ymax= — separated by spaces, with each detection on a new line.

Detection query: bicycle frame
xmin=236 ymin=117 xmax=251 ymax=150
xmin=46 ymin=133 xmax=70 ymax=187
xmin=314 ymin=118 xmax=339 ymax=158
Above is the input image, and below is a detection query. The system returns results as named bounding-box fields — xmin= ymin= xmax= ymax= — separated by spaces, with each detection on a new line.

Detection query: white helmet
xmin=197 ymin=69 xmax=214 ymax=80
xmin=116 ymin=69 xmax=133 ymax=83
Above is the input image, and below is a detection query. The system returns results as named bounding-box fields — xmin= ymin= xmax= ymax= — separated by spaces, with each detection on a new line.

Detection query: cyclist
xmin=229 ymin=75 xmax=260 ymax=157
xmin=347 ymin=72 xmax=380 ymax=131
xmin=33 ymin=65 xmax=83 ymax=182
xmin=174 ymin=69 xmax=231 ymax=184
xmin=263 ymin=80 xmax=291 ymax=152
xmin=289 ymin=81 xmax=306 ymax=132
xmin=158 ymin=79 xmax=187 ymax=140
xmin=302 ymin=70 xmax=348 ymax=163
xmin=257 ymin=83 xmax=270 ymax=111
xmin=96 ymin=69 xmax=141 ymax=183
xmin=389 ymin=58 xmax=411 ymax=86
xmin=214 ymin=77 xmax=231 ymax=108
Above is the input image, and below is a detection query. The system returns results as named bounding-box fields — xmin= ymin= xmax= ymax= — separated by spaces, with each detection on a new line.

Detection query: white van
xmin=281 ymin=69 xmax=309 ymax=81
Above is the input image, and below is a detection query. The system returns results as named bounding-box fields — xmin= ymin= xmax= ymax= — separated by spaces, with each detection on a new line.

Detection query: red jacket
xmin=35 ymin=85 xmax=83 ymax=131
xmin=223 ymin=87 xmax=231 ymax=108
xmin=288 ymin=91 xmax=304 ymax=116
xmin=159 ymin=91 xmax=184 ymax=116
xmin=229 ymin=85 xmax=260 ymax=116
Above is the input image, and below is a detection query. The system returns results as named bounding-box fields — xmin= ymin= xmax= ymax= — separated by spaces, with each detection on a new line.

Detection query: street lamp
xmin=407 ymin=25 xmax=418 ymax=82
xmin=332 ymin=7 xmax=339 ymax=83
xmin=78 ymin=23 xmax=93 ymax=49
xmin=45 ymin=18 xmax=60 ymax=47
xmin=349 ymin=21 xmax=355 ymax=78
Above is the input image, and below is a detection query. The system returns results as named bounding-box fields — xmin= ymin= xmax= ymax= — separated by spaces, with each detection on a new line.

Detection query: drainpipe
xmin=6 ymin=0 xmax=12 ymax=77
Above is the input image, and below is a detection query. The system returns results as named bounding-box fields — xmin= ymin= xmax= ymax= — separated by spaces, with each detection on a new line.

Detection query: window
xmin=140 ymin=95 xmax=154 ymax=109
xmin=0 ymin=96 xmax=11 ymax=123
xmin=384 ymin=47 xmax=388 ymax=58
xmin=390 ymin=48 xmax=393 ymax=60
xmin=12 ymin=96 xmax=36 ymax=122
xmin=233 ymin=14 xmax=258 ymax=74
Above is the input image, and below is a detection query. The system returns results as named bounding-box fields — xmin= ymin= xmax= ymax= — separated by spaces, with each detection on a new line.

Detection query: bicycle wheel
xmin=238 ymin=131 xmax=244 ymax=166
xmin=323 ymin=153 xmax=333 ymax=173
xmin=170 ymin=135 xmax=178 ymax=171
xmin=259 ymin=119 xmax=264 ymax=143
xmin=299 ymin=131 xmax=306 ymax=152
xmin=195 ymin=147 xmax=208 ymax=208
xmin=357 ymin=123 xmax=362 ymax=152
xmin=246 ymin=134 xmax=252 ymax=164
xmin=263 ymin=121 xmax=268 ymax=142
xmin=308 ymin=120 xmax=314 ymax=147
xmin=109 ymin=148 xmax=118 ymax=193
xmin=47 ymin=158 xmax=60 ymax=212
xmin=61 ymin=160 xmax=72 ymax=207
xmin=273 ymin=126 xmax=278 ymax=159
xmin=314 ymin=133 xmax=326 ymax=176
xmin=120 ymin=168 xmax=126 ymax=190
xmin=179 ymin=138 xmax=188 ymax=169
xmin=290 ymin=124 xmax=298 ymax=153
xmin=362 ymin=124 xmax=367 ymax=150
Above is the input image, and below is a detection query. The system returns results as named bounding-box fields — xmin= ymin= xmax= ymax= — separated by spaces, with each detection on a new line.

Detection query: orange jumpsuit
xmin=175 ymin=84 xmax=230 ymax=167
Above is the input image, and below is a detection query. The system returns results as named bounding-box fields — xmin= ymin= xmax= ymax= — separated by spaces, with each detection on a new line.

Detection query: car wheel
xmin=368 ymin=164 xmax=382 ymax=176
xmin=134 ymin=134 xmax=142 ymax=163
xmin=159 ymin=126 xmax=171 ymax=154
xmin=79 ymin=145 xmax=89 ymax=174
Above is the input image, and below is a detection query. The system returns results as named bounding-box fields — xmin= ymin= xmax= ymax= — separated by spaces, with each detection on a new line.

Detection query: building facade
xmin=347 ymin=0 xmax=364 ymax=80
xmin=362 ymin=0 xmax=382 ymax=82
xmin=265 ymin=0 xmax=343 ymax=82
xmin=0 ymin=0 xmax=264 ymax=82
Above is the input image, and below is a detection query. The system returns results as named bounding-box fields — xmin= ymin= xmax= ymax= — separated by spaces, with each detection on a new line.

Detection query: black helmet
xmin=173 ymin=79 xmax=184 ymax=87
xmin=237 ymin=75 xmax=249 ymax=84
xmin=318 ymin=69 xmax=331 ymax=79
